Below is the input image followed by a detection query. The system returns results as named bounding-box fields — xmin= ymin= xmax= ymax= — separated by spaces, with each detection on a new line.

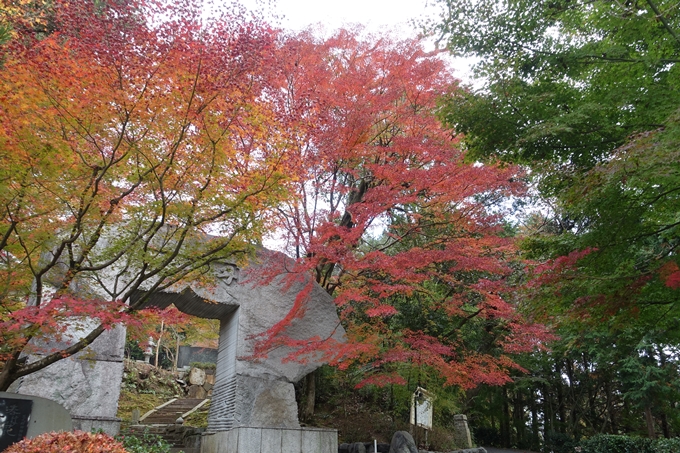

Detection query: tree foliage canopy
xmin=429 ymin=0 xmax=680 ymax=443
xmin=0 ymin=0 xmax=291 ymax=390
xmin=254 ymin=29 xmax=549 ymax=389
xmin=0 ymin=0 xmax=548 ymax=393
xmin=433 ymin=0 xmax=680 ymax=169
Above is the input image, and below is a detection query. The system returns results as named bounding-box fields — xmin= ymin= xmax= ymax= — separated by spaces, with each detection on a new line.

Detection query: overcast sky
xmin=238 ymin=0 xmax=440 ymax=34
xmin=235 ymin=0 xmax=476 ymax=81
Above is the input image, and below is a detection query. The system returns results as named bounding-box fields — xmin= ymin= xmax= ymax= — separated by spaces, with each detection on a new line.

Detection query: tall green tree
xmin=433 ymin=0 xmax=680 ymax=171
xmin=430 ymin=0 xmax=680 ymax=441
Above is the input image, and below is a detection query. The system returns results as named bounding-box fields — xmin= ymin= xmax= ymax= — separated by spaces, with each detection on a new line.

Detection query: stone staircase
xmin=122 ymin=398 xmax=209 ymax=453
xmin=141 ymin=398 xmax=208 ymax=424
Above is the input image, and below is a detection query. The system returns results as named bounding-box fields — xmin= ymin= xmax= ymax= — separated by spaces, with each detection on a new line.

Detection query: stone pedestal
xmin=200 ymin=427 xmax=338 ymax=453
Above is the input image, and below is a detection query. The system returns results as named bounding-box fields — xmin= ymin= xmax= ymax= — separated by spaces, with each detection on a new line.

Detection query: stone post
xmin=453 ymin=414 xmax=473 ymax=449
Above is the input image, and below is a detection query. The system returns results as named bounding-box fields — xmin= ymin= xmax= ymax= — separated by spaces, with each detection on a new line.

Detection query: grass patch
xmin=184 ymin=400 xmax=210 ymax=428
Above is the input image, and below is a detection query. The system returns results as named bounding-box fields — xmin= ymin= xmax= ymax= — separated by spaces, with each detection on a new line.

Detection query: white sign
xmin=409 ymin=387 xmax=434 ymax=430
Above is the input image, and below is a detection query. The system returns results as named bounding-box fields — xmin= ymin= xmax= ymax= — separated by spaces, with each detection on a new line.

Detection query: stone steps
xmin=122 ymin=397 xmax=209 ymax=450
xmin=140 ymin=398 xmax=208 ymax=424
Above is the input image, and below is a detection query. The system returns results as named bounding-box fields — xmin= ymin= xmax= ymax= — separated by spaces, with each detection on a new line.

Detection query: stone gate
xmin=10 ymin=249 xmax=344 ymax=452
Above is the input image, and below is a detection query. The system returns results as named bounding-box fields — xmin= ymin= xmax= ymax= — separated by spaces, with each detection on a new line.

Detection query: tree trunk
xmin=155 ymin=320 xmax=164 ymax=368
xmin=0 ymin=357 xmax=19 ymax=392
xmin=661 ymin=411 xmax=670 ymax=439
xmin=501 ymin=387 xmax=511 ymax=447
xmin=305 ymin=370 xmax=316 ymax=420
xmin=513 ymin=389 xmax=525 ymax=448
xmin=644 ymin=405 xmax=657 ymax=439
xmin=530 ymin=389 xmax=540 ymax=451
xmin=300 ymin=370 xmax=316 ymax=423
xmin=556 ymin=361 xmax=567 ymax=432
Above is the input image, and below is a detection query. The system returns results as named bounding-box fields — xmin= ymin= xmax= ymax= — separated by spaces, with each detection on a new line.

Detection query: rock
xmin=349 ymin=442 xmax=366 ymax=453
xmin=237 ymin=377 xmax=299 ymax=428
xmin=339 ymin=443 xmax=350 ymax=453
xmin=188 ymin=367 xmax=206 ymax=386
xmin=389 ymin=431 xmax=417 ymax=453
xmin=187 ymin=385 xmax=207 ymax=399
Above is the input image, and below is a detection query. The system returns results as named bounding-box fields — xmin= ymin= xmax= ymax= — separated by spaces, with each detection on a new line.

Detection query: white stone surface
xmin=233 ymin=375 xmax=299 ymax=428
xmin=281 ymin=428 xmax=303 ymax=453
xmin=260 ymin=428 xmax=283 ymax=453
xmin=11 ymin=325 xmax=124 ymax=434
xmin=189 ymin=367 xmax=207 ymax=386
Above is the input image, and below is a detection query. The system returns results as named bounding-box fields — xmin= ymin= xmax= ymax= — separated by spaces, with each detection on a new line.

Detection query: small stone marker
xmin=0 ymin=392 xmax=72 ymax=451
xmin=131 ymin=408 xmax=140 ymax=424
xmin=349 ymin=442 xmax=366 ymax=453
xmin=409 ymin=387 xmax=434 ymax=430
xmin=453 ymin=414 xmax=473 ymax=449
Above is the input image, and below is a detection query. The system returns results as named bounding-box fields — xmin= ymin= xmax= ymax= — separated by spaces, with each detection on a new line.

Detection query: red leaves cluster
xmin=249 ymin=30 xmax=547 ymax=389
xmin=531 ymin=247 xmax=598 ymax=282
xmin=660 ymin=261 xmax=680 ymax=289
xmin=0 ymin=296 xmax=129 ymax=360
xmin=4 ymin=430 xmax=127 ymax=453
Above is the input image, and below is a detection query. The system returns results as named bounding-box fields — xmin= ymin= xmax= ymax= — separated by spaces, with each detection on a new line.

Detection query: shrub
xmin=189 ymin=361 xmax=216 ymax=370
xmin=4 ymin=430 xmax=128 ymax=453
xmin=652 ymin=437 xmax=680 ymax=453
xmin=580 ymin=434 xmax=653 ymax=453
xmin=544 ymin=430 xmax=579 ymax=453
xmin=116 ymin=430 xmax=174 ymax=453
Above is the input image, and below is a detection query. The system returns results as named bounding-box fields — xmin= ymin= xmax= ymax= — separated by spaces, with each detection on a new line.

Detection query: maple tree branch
xmin=7 ymin=323 xmax=107 ymax=387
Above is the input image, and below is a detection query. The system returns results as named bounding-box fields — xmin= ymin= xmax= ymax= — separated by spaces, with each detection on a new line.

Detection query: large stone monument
xmin=11 ymin=248 xmax=344 ymax=452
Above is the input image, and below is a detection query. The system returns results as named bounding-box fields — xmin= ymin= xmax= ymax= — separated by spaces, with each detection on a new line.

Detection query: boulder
xmin=188 ymin=367 xmax=206 ymax=386
xmin=349 ymin=442 xmax=366 ymax=453
xmin=388 ymin=431 xmax=417 ymax=453
xmin=187 ymin=385 xmax=207 ymax=399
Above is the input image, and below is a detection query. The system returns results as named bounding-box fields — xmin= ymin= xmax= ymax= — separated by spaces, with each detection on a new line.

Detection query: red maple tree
xmin=254 ymin=30 xmax=551 ymax=389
